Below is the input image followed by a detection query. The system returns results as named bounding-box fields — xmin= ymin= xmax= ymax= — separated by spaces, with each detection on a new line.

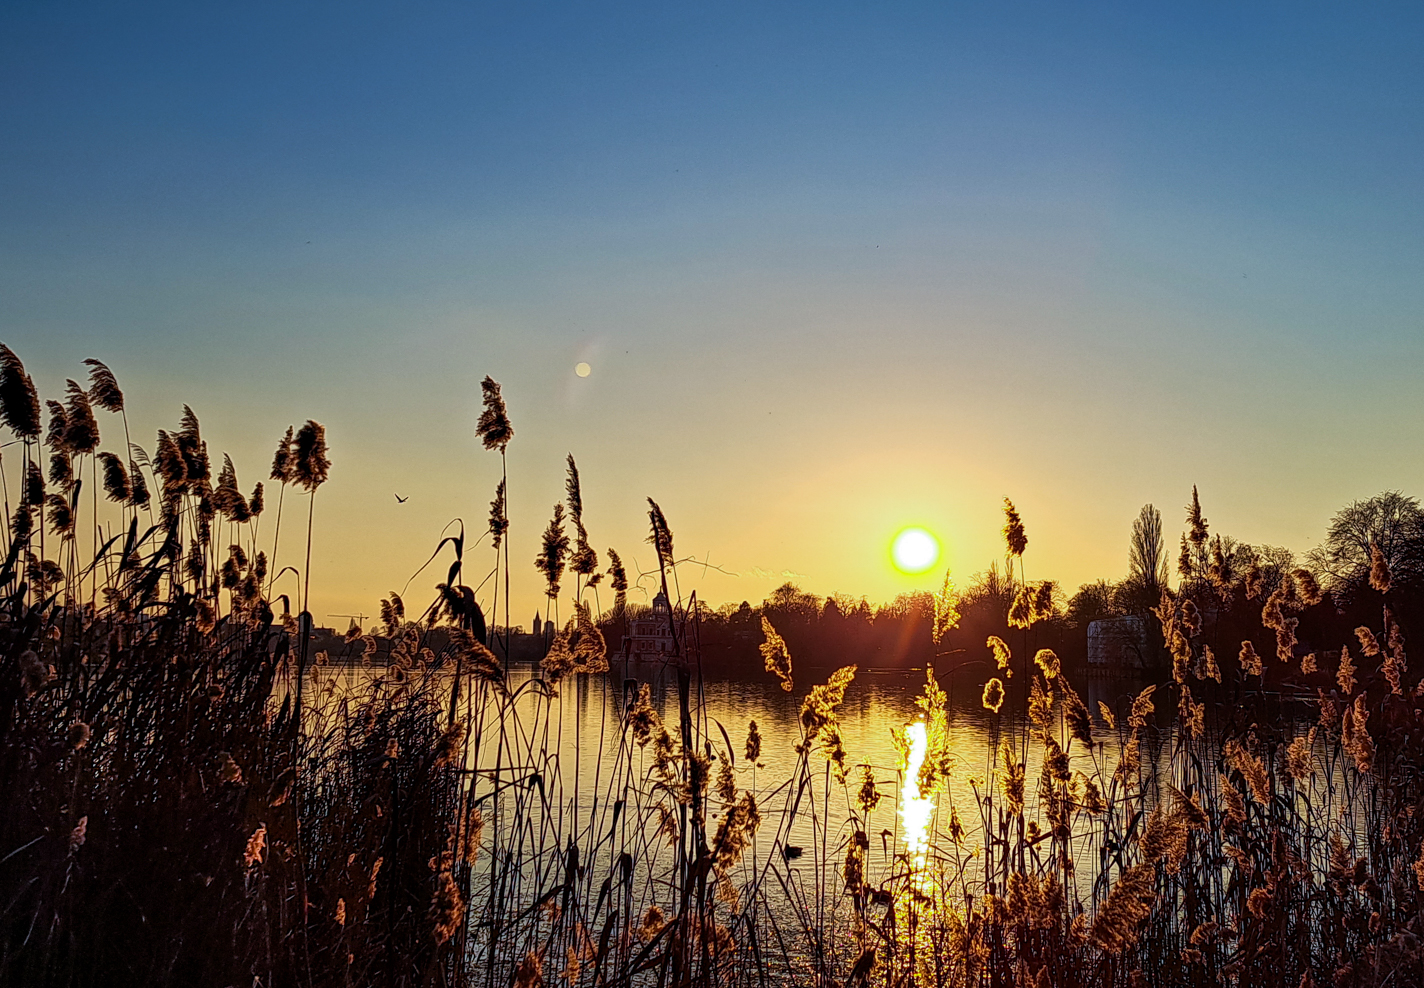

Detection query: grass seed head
xmin=982 ymin=677 xmax=1005 ymax=714
xmin=1370 ymin=543 xmax=1392 ymax=593
xmin=1002 ymin=497 xmax=1028 ymax=558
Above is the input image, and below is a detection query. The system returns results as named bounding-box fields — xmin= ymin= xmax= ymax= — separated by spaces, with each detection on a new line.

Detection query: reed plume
xmin=1343 ymin=694 xmax=1374 ymax=772
xmin=49 ymin=450 xmax=72 ymax=486
xmin=1090 ymin=865 xmax=1156 ymax=953
xmin=570 ymin=601 xmax=608 ymax=672
xmin=1292 ymin=567 xmax=1323 ymax=605
xmin=1032 ymin=580 xmax=1056 ymax=620
xmin=45 ymin=493 xmax=74 ymax=536
xmin=0 ymin=344 xmax=40 ymax=438
xmin=1224 ymin=738 xmax=1271 ymax=805
xmin=1287 ymin=729 xmax=1316 ymax=781
xmin=1180 ymin=685 xmax=1205 ymax=740
xmin=270 ymin=425 xmax=294 ymax=482
xmin=155 ymin=430 xmax=187 ymax=489
xmin=22 ymin=462 xmax=43 ymax=507
xmin=710 ymin=791 xmax=762 ymax=870
xmin=1370 ymin=543 xmax=1391 ymax=592
xmin=476 ymin=376 xmax=513 ymax=451
xmin=62 ymin=380 xmax=100 ymax=452
xmin=20 ymin=650 xmax=50 ymax=696
xmin=569 ymin=523 xmax=597 ymax=579
xmin=433 ymin=722 xmax=466 ymax=768
xmin=45 ymin=400 xmax=67 ymax=451
xmin=1002 ymin=497 xmax=1028 ymax=558
xmin=856 ymin=764 xmax=880 ymax=811
xmin=67 ymin=721 xmax=91 ymax=750
xmin=564 ymin=452 xmax=583 ymax=522
xmin=1028 ymin=675 xmax=1053 ymax=733
xmin=213 ymin=454 xmax=251 ymax=521
xmin=67 ymin=817 xmax=87 ymax=855
xmin=94 ymin=452 xmax=130 ymax=503
xmin=1063 ymin=680 xmax=1092 ymax=747
xmin=534 ymin=503 xmax=569 ymax=600
xmin=1198 ymin=643 xmax=1221 ymax=682
xmin=1239 ymin=640 xmax=1263 ymax=677
xmin=1355 ymin=625 xmax=1380 ymax=657
xmin=243 ymin=824 xmax=267 ymax=867
xmin=429 ymin=869 xmax=465 ymax=945
xmin=797 ymin=666 xmax=855 ymax=762
xmin=10 ymin=505 xmax=32 ymax=542
xmin=627 ymin=683 xmax=659 ymax=747
xmin=646 ymin=497 xmax=674 ymax=569
xmin=1008 ymin=585 xmax=1035 ymax=629
xmin=488 ymin=479 xmax=508 ymax=549
xmin=759 ymin=617 xmax=793 ymax=691
xmin=1128 ymin=684 xmax=1155 ymax=730
xmin=1383 ymin=642 xmax=1404 ymax=694
xmin=1033 ymin=648 xmax=1060 ymax=680
xmin=606 ymin=547 xmax=628 ymax=614
xmin=1337 ymin=646 xmax=1357 ymax=694
xmin=123 ymin=458 xmax=148 ymax=508
xmin=1001 ymin=739 xmax=1025 ymax=816
xmin=83 ymin=358 xmax=124 ymax=412
xmin=932 ymin=571 xmax=961 ymax=642
xmin=987 ymin=635 xmax=1013 ymax=676
xmin=1186 ymin=485 xmax=1208 ymax=545
xmin=982 ymin=677 xmax=1005 ymax=713
xmin=1220 ymin=776 xmax=1246 ymax=831
xmin=292 ymin=420 xmax=329 ymax=491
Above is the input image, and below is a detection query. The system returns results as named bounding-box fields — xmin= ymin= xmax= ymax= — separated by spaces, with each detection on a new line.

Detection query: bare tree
xmin=1307 ymin=491 xmax=1424 ymax=593
xmin=1128 ymin=504 xmax=1168 ymax=596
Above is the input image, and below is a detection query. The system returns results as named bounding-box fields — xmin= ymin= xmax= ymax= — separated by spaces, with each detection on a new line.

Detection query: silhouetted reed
xmin=6 ymin=352 xmax=1424 ymax=988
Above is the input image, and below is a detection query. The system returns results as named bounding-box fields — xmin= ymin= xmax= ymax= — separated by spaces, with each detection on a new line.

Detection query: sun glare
xmin=891 ymin=527 xmax=939 ymax=574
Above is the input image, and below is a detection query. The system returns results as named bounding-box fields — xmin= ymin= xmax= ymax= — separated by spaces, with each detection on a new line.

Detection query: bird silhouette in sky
xmin=394 ymin=494 xmax=408 ymax=503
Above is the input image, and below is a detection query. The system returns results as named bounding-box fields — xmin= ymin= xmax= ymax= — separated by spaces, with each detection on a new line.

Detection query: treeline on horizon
xmin=518 ymin=491 xmax=1424 ymax=684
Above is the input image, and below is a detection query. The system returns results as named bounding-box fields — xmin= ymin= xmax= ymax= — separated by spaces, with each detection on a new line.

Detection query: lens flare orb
xmin=891 ymin=527 xmax=940 ymax=575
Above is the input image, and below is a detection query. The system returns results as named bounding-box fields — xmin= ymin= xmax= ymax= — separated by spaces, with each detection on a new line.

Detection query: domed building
xmin=626 ymin=591 xmax=678 ymax=660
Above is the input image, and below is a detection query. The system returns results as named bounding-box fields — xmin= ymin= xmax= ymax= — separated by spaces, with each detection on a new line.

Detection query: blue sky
xmin=3 ymin=1 xmax=1421 ymax=623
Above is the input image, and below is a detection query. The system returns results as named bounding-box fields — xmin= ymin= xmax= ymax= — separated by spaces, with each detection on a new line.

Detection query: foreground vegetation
xmin=1 ymin=346 xmax=1422 ymax=987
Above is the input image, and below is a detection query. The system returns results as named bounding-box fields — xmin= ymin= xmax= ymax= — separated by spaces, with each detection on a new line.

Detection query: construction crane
xmin=329 ymin=613 xmax=368 ymax=633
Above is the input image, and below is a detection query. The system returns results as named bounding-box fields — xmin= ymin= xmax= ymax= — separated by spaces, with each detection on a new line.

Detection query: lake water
xmin=308 ymin=651 xmax=1352 ymax=983
xmin=450 ymin=656 xmax=1155 ymax=944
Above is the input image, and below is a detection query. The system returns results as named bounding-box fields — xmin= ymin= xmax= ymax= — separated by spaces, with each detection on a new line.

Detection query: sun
xmin=891 ymin=527 xmax=940 ymax=575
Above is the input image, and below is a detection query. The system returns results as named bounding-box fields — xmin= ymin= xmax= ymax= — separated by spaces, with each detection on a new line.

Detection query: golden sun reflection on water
xmin=898 ymin=721 xmax=933 ymax=878
xmin=895 ymin=719 xmax=939 ymax=976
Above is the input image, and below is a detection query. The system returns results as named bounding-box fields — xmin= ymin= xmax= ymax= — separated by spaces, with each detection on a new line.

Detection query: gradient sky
xmin=3 ymin=1 xmax=1422 ymax=628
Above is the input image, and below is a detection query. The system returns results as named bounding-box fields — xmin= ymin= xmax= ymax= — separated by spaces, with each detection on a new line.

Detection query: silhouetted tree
xmin=1307 ymin=491 xmax=1424 ymax=597
xmin=1130 ymin=504 xmax=1168 ymax=591
xmin=1066 ymin=580 xmax=1119 ymax=627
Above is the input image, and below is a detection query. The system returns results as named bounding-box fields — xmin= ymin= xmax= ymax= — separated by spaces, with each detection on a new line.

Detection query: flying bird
xmin=394 ymin=494 xmax=408 ymax=503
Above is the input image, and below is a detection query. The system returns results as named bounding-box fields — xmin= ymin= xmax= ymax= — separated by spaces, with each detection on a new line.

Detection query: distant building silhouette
xmin=1087 ymin=615 xmax=1149 ymax=671
xmin=627 ymin=592 xmax=677 ymax=659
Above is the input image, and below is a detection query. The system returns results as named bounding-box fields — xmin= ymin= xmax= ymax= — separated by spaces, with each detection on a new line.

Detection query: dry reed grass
xmin=4 ymin=349 xmax=1424 ymax=988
